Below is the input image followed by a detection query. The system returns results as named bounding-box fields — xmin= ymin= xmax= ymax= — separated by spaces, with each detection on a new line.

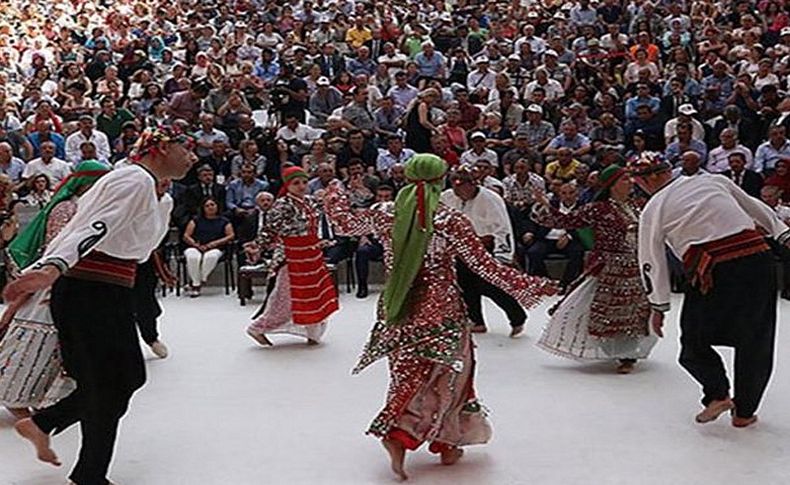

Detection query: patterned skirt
xmin=0 ymin=290 xmax=75 ymax=408
xmin=537 ymin=273 xmax=657 ymax=361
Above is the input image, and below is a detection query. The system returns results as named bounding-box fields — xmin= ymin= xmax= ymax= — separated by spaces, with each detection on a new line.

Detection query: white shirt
xmin=65 ymin=130 xmax=111 ymax=165
xmin=706 ymin=144 xmax=753 ymax=173
xmin=467 ymin=70 xmax=497 ymax=91
xmin=638 ymin=173 xmax=790 ymax=311
xmin=38 ymin=165 xmax=172 ymax=269
xmin=275 ymin=124 xmax=324 ymax=144
xmin=546 ymin=203 xmax=575 ymax=240
xmin=441 ymin=187 xmax=515 ymax=262
xmin=460 ymin=148 xmax=499 ymax=167
xmin=22 ymin=157 xmax=72 ymax=185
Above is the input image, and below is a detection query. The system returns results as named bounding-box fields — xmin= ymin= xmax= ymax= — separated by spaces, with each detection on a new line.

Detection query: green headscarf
xmin=8 ymin=160 xmax=111 ymax=269
xmin=382 ymin=154 xmax=448 ymax=324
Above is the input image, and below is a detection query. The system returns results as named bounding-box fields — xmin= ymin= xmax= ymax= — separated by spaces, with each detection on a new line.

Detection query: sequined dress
xmin=532 ymin=199 xmax=658 ymax=361
xmin=0 ymin=200 xmax=78 ymax=408
xmin=325 ymin=188 xmax=556 ymax=447
xmin=247 ymin=194 xmax=338 ymax=342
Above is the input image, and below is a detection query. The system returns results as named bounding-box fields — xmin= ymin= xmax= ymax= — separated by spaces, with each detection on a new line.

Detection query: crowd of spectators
xmin=3 ymin=0 xmax=790 ymax=298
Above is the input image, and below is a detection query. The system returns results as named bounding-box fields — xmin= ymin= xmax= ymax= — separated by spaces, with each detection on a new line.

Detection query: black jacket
xmin=721 ymin=169 xmax=763 ymax=198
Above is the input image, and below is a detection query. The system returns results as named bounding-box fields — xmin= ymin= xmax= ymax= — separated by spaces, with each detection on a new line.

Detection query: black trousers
xmin=355 ymin=241 xmax=383 ymax=289
xmin=678 ymin=251 xmax=776 ymax=418
xmin=526 ymin=238 xmax=584 ymax=287
xmin=456 ymin=260 xmax=526 ymax=329
xmin=133 ymin=260 xmax=161 ymax=345
xmin=32 ymin=277 xmax=145 ymax=485
xmin=767 ymin=239 xmax=790 ymax=291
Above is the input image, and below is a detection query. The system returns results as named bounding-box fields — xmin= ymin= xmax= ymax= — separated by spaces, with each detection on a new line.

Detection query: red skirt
xmin=283 ymin=234 xmax=339 ymax=325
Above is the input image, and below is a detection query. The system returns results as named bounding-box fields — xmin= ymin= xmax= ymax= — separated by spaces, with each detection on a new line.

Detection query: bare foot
xmin=306 ymin=338 xmax=319 ymax=346
xmin=616 ymin=361 xmax=635 ymax=374
xmin=470 ymin=325 xmax=487 ymax=334
xmin=732 ymin=415 xmax=758 ymax=428
xmin=247 ymin=329 xmax=273 ymax=346
xmin=695 ymin=398 xmax=734 ymax=424
xmin=440 ymin=447 xmax=464 ymax=466
xmin=14 ymin=418 xmax=61 ymax=466
xmin=382 ymin=438 xmax=408 ymax=481
xmin=6 ymin=407 xmax=31 ymax=419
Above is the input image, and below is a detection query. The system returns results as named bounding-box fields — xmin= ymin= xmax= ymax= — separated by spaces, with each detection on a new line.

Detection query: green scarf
xmin=382 ymin=154 xmax=447 ymax=324
xmin=8 ymin=160 xmax=110 ymax=269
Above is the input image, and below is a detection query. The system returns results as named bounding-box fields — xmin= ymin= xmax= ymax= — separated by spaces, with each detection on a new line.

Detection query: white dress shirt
xmin=22 ymin=157 xmax=72 ymax=185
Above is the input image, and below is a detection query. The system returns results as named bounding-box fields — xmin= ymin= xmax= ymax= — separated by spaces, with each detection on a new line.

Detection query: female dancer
xmin=246 ymin=166 xmax=338 ymax=346
xmin=0 ymin=160 xmax=110 ymax=418
xmin=324 ymin=155 xmax=557 ymax=480
xmin=531 ymin=165 xmax=657 ymax=374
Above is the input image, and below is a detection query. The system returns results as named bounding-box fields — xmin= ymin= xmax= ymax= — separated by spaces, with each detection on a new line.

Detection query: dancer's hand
xmin=3 ymin=266 xmax=59 ymax=304
xmin=650 ymin=310 xmax=665 ymax=338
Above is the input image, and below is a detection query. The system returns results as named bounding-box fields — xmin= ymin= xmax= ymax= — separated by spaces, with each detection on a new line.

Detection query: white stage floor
xmin=2 ymin=289 xmax=790 ymax=485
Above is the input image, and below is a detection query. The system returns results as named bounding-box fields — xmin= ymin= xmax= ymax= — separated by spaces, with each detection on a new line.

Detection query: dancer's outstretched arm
xmin=447 ymin=210 xmax=557 ymax=310
xmin=323 ymin=181 xmax=393 ymax=237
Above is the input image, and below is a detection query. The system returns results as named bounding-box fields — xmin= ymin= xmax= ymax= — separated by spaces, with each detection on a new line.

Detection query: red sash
xmin=683 ymin=229 xmax=769 ymax=294
xmin=66 ymin=251 xmax=137 ymax=288
xmin=283 ymin=233 xmax=338 ymax=324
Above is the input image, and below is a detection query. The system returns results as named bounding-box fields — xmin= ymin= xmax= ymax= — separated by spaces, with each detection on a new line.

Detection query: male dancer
xmin=441 ymin=166 xmax=527 ymax=337
xmin=4 ymin=126 xmax=195 ymax=484
xmin=634 ymin=152 xmax=790 ymax=428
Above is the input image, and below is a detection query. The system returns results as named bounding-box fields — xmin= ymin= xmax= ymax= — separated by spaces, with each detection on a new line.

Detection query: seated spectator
xmin=0 ymin=141 xmax=26 ymax=189
xmin=376 ymin=135 xmax=415 ymax=179
xmin=544 ymin=121 xmax=592 ymax=162
xmin=343 ymin=159 xmax=379 ymax=209
xmin=706 ymin=128 xmax=754 ymax=173
xmin=665 ymin=122 xmax=708 ymax=167
xmin=194 ymin=113 xmax=230 ymax=159
xmin=525 ymin=182 xmax=585 ymax=291
xmin=353 ymin=185 xmax=393 ymax=298
xmin=721 ymin=152 xmax=763 ymax=198
xmin=503 ymin=158 xmax=546 ymax=213
xmin=227 ymin=163 xmax=270 ymax=241
xmin=231 ymin=140 xmax=269 ymax=180
xmin=472 ymin=159 xmax=505 ymax=195
xmin=96 ymin=97 xmax=135 ymax=144
xmin=65 ymin=115 xmax=111 ymax=165
xmin=27 ymin=120 xmax=66 ymax=160
xmin=22 ymin=174 xmax=53 ymax=208
xmin=302 ymin=139 xmax=337 ymax=178
xmin=182 ymin=197 xmax=235 ymax=297
xmin=545 ymin=147 xmax=584 ymax=183
xmin=461 ymin=131 xmax=499 ymax=168
xmin=199 ymin=140 xmax=233 ymax=183
xmin=184 ymin=165 xmax=228 ymax=222
xmin=760 ymin=185 xmax=790 ymax=299
xmin=764 ymin=160 xmax=790 ymax=202
xmin=22 ymin=141 xmax=72 ymax=186
xmin=754 ymin=125 xmax=790 ymax=174
xmin=308 ymin=163 xmax=338 ymax=195
xmin=336 ymin=129 xmax=378 ymax=176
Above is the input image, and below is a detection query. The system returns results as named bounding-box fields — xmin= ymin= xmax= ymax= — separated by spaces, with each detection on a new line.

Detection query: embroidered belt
xmin=682 ymin=229 xmax=769 ymax=294
xmin=66 ymin=252 xmax=137 ymax=288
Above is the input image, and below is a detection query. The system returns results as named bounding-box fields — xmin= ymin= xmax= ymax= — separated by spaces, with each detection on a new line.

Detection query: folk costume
xmin=638 ymin=166 xmax=790 ymax=421
xmin=324 ymin=155 xmax=556 ymax=457
xmin=532 ymin=165 xmax=658 ymax=362
xmin=247 ymin=167 xmax=339 ymax=344
xmin=0 ymin=161 xmax=110 ymax=410
xmin=20 ymin=126 xmax=185 ymax=485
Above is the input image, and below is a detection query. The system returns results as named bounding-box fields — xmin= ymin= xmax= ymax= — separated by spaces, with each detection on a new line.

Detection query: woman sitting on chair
xmin=182 ymin=197 xmax=235 ymax=297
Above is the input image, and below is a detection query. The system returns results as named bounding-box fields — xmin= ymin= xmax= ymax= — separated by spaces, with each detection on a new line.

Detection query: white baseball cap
xmin=526 ymin=104 xmax=543 ymax=114
xmin=678 ymin=104 xmax=698 ymax=116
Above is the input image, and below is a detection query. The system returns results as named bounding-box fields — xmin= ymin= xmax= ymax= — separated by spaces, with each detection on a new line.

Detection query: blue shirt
xmin=28 ymin=132 xmax=67 ymax=160
xmin=414 ymin=52 xmax=446 ymax=78
xmin=0 ymin=157 xmax=26 ymax=182
xmin=346 ymin=58 xmax=377 ymax=77
xmin=547 ymin=134 xmax=591 ymax=151
xmin=226 ymin=179 xmax=269 ymax=211
xmin=625 ymin=95 xmax=660 ymax=121
xmin=254 ymin=61 xmax=281 ymax=84
xmin=665 ymin=139 xmax=708 ymax=166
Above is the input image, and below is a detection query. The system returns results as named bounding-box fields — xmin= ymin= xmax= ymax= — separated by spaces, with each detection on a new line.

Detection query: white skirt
xmin=537 ymin=277 xmax=658 ymax=361
xmin=0 ymin=290 xmax=75 ymax=408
